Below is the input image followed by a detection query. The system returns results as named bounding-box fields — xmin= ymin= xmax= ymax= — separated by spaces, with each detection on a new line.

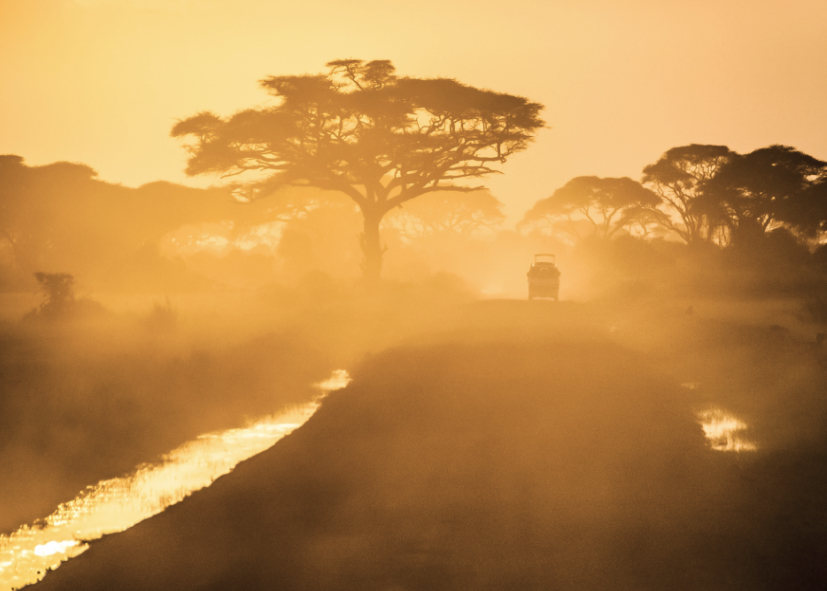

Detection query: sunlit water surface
xmin=682 ymin=383 xmax=758 ymax=452
xmin=0 ymin=370 xmax=350 ymax=591
xmin=698 ymin=408 xmax=758 ymax=452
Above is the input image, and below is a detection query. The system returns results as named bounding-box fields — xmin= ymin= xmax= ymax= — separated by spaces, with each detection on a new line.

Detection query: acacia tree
xmin=171 ymin=59 xmax=544 ymax=282
xmin=641 ymin=144 xmax=735 ymax=244
xmin=519 ymin=176 xmax=660 ymax=242
xmin=699 ymin=145 xmax=827 ymax=243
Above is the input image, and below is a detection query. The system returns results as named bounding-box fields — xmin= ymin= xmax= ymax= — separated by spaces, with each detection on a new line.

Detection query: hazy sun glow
xmin=0 ymin=370 xmax=350 ymax=591
xmin=3 ymin=1 xmax=826 ymax=224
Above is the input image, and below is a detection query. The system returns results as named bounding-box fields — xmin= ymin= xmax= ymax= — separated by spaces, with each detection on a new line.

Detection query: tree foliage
xmin=642 ymin=144 xmax=735 ymax=244
xmin=519 ymin=176 xmax=660 ymax=242
xmin=700 ymin=145 xmax=827 ymax=242
xmin=637 ymin=144 xmax=827 ymax=246
xmin=171 ymin=59 xmax=545 ymax=281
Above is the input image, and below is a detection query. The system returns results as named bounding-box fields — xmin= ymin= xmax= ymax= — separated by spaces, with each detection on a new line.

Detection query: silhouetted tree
xmin=700 ymin=145 xmax=827 ymax=244
xmin=386 ymin=189 xmax=505 ymax=240
xmin=641 ymin=144 xmax=736 ymax=244
xmin=171 ymin=59 xmax=545 ymax=282
xmin=519 ymin=176 xmax=660 ymax=242
xmin=31 ymin=272 xmax=75 ymax=319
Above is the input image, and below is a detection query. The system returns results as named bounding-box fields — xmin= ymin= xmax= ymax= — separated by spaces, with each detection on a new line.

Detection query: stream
xmin=0 ymin=370 xmax=350 ymax=591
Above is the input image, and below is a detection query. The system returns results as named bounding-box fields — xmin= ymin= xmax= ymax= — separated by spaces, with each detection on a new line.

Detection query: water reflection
xmin=698 ymin=408 xmax=757 ymax=452
xmin=0 ymin=370 xmax=350 ymax=591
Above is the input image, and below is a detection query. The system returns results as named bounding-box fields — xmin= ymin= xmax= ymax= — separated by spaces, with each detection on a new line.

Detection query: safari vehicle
xmin=527 ymin=254 xmax=560 ymax=300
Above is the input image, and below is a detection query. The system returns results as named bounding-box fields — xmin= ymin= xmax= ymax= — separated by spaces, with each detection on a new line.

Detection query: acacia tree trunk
xmin=360 ymin=209 xmax=385 ymax=284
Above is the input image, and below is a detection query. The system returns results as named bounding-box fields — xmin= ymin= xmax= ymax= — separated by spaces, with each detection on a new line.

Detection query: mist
xmin=3 ymin=69 xmax=827 ymax=589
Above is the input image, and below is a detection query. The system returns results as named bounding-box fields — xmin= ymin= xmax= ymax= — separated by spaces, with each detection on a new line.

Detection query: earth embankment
xmin=32 ymin=325 xmax=827 ymax=590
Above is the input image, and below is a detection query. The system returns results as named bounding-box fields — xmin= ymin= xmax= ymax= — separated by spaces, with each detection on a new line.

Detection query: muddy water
xmin=0 ymin=370 xmax=350 ymax=591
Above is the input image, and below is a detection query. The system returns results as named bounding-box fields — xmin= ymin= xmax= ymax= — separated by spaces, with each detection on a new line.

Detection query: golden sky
xmin=2 ymin=0 xmax=826 ymax=221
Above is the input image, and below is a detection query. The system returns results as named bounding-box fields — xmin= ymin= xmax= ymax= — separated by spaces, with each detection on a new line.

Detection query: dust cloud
xmin=2 ymin=153 xmax=827 ymax=589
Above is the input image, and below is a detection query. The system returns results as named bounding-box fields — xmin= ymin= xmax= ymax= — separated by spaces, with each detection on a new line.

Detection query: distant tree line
xmin=0 ymin=154 xmax=280 ymax=291
xmin=0 ymin=154 xmax=507 ymax=293
xmin=520 ymin=144 xmax=827 ymax=249
xmin=5 ymin=57 xmax=827 ymax=299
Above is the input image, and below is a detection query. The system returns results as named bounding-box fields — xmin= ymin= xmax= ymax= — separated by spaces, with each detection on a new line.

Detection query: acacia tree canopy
xmin=520 ymin=176 xmax=660 ymax=241
xmin=642 ymin=144 xmax=735 ymax=244
xmin=171 ymin=59 xmax=545 ymax=281
xmin=700 ymin=145 xmax=827 ymax=241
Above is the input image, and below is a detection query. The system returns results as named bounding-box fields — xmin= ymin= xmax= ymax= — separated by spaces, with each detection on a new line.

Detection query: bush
xmin=24 ymin=272 xmax=105 ymax=322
